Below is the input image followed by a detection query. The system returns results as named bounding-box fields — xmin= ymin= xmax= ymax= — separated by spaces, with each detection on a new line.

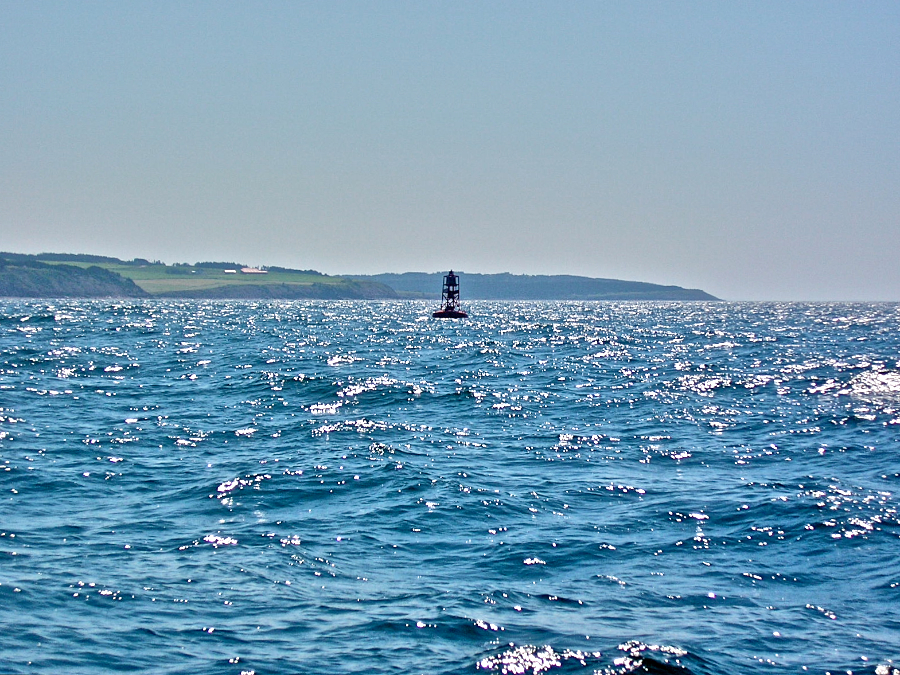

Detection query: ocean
xmin=1 ymin=300 xmax=899 ymax=675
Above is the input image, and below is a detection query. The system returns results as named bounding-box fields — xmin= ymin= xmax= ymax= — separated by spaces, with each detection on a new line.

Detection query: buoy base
xmin=432 ymin=310 xmax=468 ymax=319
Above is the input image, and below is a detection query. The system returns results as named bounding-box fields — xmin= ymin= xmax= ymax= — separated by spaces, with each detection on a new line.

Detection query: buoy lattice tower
xmin=432 ymin=270 xmax=468 ymax=318
xmin=441 ymin=271 xmax=461 ymax=312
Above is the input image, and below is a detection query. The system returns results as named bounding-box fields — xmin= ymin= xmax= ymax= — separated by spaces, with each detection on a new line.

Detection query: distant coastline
xmin=0 ymin=252 xmax=719 ymax=301
xmin=350 ymin=272 xmax=718 ymax=301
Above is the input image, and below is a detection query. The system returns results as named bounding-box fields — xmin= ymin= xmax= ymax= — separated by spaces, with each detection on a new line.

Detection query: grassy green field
xmin=48 ymin=262 xmax=346 ymax=294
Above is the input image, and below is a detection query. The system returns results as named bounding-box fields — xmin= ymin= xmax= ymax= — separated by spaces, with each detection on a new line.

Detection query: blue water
xmin=1 ymin=300 xmax=899 ymax=675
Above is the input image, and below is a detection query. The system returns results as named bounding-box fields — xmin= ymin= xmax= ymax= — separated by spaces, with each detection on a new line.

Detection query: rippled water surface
xmin=1 ymin=300 xmax=899 ymax=675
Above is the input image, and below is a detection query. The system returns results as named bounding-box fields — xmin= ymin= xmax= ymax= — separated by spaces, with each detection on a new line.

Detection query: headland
xmin=0 ymin=252 xmax=719 ymax=300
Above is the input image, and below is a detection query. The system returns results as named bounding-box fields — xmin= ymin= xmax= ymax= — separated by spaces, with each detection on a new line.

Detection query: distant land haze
xmin=350 ymin=272 xmax=717 ymax=301
xmin=0 ymin=253 xmax=718 ymax=301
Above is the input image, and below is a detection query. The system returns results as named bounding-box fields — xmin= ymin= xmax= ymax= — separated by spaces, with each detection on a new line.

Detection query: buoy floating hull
xmin=432 ymin=310 xmax=468 ymax=319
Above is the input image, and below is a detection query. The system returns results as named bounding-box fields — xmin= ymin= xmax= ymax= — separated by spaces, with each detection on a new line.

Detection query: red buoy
xmin=432 ymin=270 xmax=468 ymax=318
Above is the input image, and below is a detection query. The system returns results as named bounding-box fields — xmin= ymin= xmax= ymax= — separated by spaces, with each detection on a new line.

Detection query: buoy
xmin=432 ymin=270 xmax=468 ymax=318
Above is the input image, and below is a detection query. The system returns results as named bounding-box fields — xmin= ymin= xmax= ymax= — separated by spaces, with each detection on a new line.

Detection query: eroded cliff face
xmin=0 ymin=258 xmax=149 ymax=298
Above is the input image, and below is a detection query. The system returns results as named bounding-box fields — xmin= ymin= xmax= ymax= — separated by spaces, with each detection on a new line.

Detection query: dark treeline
xmin=193 ymin=261 xmax=246 ymax=269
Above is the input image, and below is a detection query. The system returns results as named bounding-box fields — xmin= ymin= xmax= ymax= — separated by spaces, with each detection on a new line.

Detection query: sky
xmin=1 ymin=2 xmax=898 ymax=300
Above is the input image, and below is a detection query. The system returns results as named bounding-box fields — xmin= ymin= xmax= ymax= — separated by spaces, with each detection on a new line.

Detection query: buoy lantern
xmin=432 ymin=270 xmax=468 ymax=318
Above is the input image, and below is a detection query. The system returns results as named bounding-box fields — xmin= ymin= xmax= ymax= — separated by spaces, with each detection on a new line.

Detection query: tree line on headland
xmin=0 ymin=252 xmax=718 ymax=301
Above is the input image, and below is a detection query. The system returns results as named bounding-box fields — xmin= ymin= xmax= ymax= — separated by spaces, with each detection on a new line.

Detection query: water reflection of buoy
xmin=432 ymin=270 xmax=468 ymax=318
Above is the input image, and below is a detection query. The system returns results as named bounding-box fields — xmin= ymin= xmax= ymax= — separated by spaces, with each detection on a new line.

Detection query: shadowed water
xmin=1 ymin=300 xmax=899 ymax=675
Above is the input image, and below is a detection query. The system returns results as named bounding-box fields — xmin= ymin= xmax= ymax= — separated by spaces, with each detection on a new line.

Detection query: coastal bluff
xmin=0 ymin=255 xmax=148 ymax=298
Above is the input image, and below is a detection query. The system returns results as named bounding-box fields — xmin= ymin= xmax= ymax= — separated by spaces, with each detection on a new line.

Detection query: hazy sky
xmin=2 ymin=2 xmax=898 ymax=300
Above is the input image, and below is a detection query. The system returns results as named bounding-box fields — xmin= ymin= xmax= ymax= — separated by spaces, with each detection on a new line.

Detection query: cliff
xmin=0 ymin=256 xmax=149 ymax=298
